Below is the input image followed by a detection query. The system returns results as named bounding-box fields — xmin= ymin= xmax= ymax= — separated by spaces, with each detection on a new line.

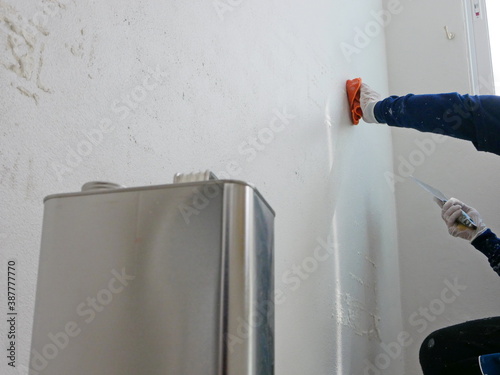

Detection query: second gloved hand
xmin=435 ymin=197 xmax=488 ymax=242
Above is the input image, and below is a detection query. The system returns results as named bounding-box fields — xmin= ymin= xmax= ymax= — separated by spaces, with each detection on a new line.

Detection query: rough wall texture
xmin=0 ymin=0 xmax=401 ymax=374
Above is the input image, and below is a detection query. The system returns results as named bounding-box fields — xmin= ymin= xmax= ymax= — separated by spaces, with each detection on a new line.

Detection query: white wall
xmin=0 ymin=0 xmax=402 ymax=374
xmin=384 ymin=0 xmax=500 ymax=374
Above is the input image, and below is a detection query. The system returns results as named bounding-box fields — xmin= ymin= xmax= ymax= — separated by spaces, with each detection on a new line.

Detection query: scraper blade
xmin=411 ymin=176 xmax=448 ymax=203
xmin=410 ymin=176 xmax=477 ymax=229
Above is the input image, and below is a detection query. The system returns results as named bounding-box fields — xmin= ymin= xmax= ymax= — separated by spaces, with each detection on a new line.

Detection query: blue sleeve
xmin=471 ymin=229 xmax=500 ymax=277
xmin=373 ymin=93 xmax=500 ymax=156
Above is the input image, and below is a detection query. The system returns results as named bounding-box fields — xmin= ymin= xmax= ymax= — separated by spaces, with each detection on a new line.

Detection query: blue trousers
xmin=374 ymin=93 xmax=500 ymax=156
xmin=419 ymin=317 xmax=500 ymax=375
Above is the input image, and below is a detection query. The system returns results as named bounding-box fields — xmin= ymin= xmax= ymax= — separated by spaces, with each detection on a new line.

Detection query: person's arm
xmin=437 ymin=197 xmax=500 ymax=277
xmin=471 ymin=229 xmax=500 ymax=277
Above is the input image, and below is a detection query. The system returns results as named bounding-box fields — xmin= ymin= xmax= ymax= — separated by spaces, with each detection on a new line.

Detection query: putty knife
xmin=411 ymin=176 xmax=477 ymax=229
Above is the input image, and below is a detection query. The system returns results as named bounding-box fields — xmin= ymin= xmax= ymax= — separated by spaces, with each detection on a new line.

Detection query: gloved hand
xmin=434 ymin=197 xmax=488 ymax=242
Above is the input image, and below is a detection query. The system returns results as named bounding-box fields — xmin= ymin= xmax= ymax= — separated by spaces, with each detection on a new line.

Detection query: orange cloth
xmin=346 ymin=78 xmax=362 ymax=125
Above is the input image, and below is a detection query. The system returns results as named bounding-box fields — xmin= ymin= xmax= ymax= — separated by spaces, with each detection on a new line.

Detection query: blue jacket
xmin=472 ymin=229 xmax=500 ymax=277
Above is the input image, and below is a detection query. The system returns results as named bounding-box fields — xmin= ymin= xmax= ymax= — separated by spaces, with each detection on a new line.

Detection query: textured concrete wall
xmin=0 ymin=0 xmax=401 ymax=374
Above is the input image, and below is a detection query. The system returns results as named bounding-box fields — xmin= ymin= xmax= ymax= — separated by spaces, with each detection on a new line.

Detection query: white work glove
xmin=434 ymin=197 xmax=488 ymax=242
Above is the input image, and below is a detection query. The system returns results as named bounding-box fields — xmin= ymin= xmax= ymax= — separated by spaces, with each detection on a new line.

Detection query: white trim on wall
xmin=463 ymin=0 xmax=495 ymax=94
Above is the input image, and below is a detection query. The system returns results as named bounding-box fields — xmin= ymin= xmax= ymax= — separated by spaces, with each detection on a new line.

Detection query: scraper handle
xmin=457 ymin=209 xmax=477 ymax=230
xmin=434 ymin=197 xmax=478 ymax=230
